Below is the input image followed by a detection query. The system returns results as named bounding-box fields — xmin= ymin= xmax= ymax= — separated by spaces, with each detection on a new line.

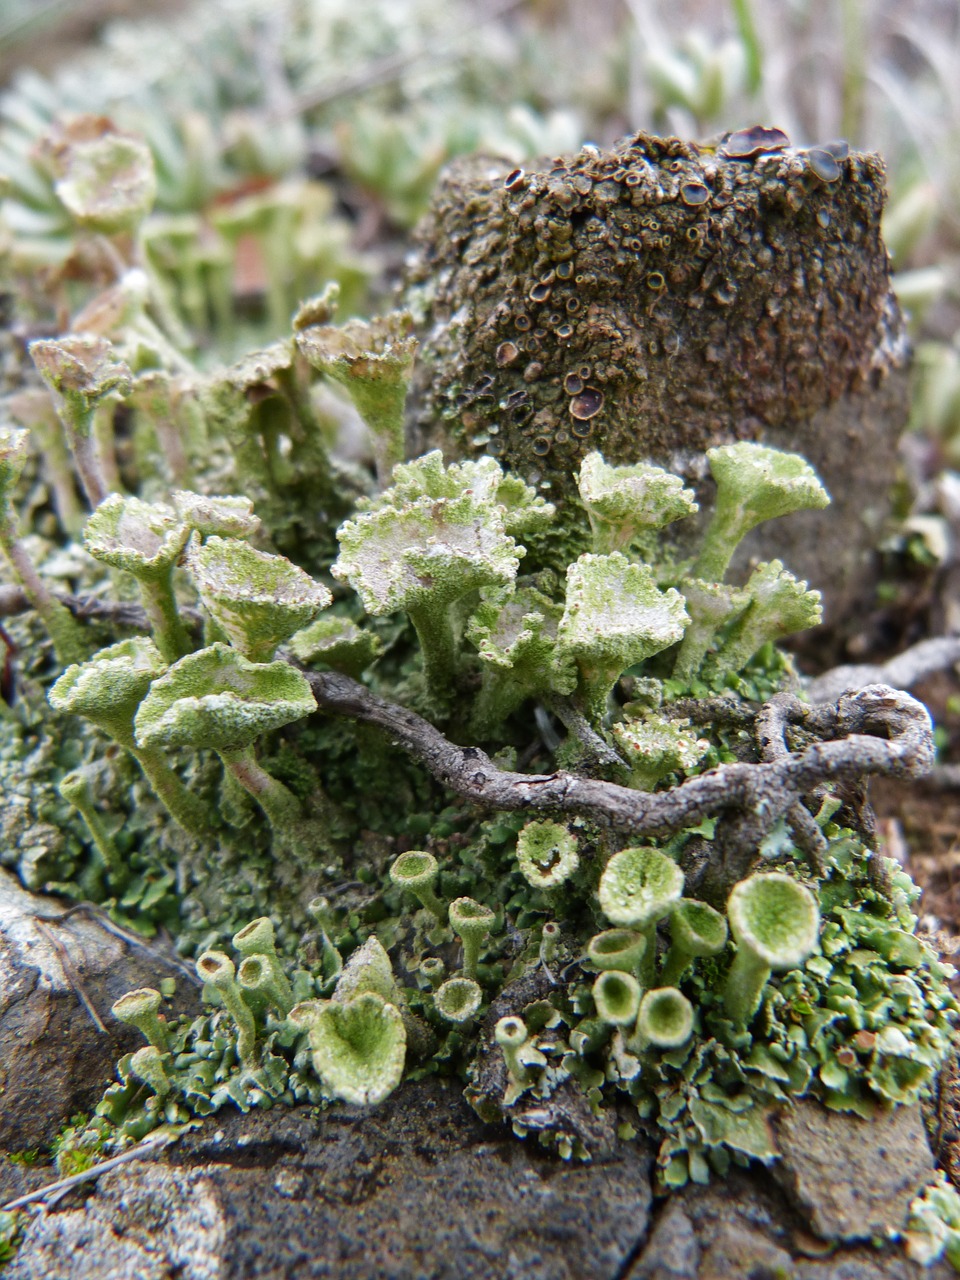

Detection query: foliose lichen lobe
xmin=405 ymin=131 xmax=903 ymax=490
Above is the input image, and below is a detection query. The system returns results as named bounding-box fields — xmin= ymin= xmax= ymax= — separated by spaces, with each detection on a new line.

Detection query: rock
xmin=628 ymin=1166 xmax=952 ymax=1279
xmin=773 ymin=1098 xmax=936 ymax=1241
xmin=5 ymin=1166 xmax=224 ymax=1280
xmin=5 ymin=1080 xmax=653 ymax=1279
xmin=5 ymin=1083 xmax=950 ymax=1279
xmin=405 ymin=134 xmax=908 ymax=622
xmin=0 ymin=868 xmax=195 ymax=1150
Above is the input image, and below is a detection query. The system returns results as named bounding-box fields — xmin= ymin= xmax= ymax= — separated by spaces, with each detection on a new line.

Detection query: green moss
xmin=0 ymin=1209 xmax=23 ymax=1267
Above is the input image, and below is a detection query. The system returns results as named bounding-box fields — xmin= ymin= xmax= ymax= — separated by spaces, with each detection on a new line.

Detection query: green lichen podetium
xmin=693 ymin=442 xmax=831 ymax=584
xmin=515 ymin=820 xmax=580 ymax=890
xmin=333 ymin=452 xmax=550 ymax=709
xmin=296 ymin=311 xmax=418 ymax=490
xmin=83 ymin=494 xmax=192 ymax=663
xmin=29 ymin=335 xmax=133 ymax=510
xmin=465 ymin=585 xmax=569 ymax=738
xmin=556 ymin=553 xmax=688 ymax=723
xmin=598 ymin=846 xmax=685 ymax=987
xmin=611 ymin=714 xmax=710 ymax=791
xmin=134 ymin=644 xmax=319 ymax=847
xmin=186 ymin=534 xmax=331 ymax=663
xmin=0 ymin=425 xmax=86 ymax=665
xmin=308 ymin=993 xmax=407 ymax=1106
xmin=48 ymin=638 xmax=210 ymax=839
xmin=577 ymin=452 xmax=699 ymax=555
xmin=723 ymin=873 xmax=821 ymax=1026
xmin=53 ymin=125 xmax=157 ymax=236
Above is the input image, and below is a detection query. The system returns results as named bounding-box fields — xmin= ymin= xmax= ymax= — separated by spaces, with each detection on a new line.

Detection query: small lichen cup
xmin=598 ymin=847 xmax=685 ymax=986
xmin=723 ymin=872 xmax=820 ymax=1025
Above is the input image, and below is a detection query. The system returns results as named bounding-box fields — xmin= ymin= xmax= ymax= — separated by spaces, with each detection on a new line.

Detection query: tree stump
xmin=404 ymin=130 xmax=909 ymax=625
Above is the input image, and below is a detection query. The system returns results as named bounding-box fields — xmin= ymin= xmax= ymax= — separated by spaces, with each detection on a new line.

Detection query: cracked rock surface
xmin=3 ymin=1079 xmax=951 ymax=1279
xmin=773 ymin=1097 xmax=936 ymax=1242
xmin=0 ymin=868 xmax=190 ymax=1149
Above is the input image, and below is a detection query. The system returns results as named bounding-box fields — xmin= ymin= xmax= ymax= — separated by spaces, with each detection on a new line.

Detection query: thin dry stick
xmin=1 ymin=584 xmax=937 ymax=849
xmin=0 ymin=1128 xmax=177 ymax=1214
xmin=31 ymin=902 xmax=201 ymax=986
xmin=806 ymin=635 xmax=960 ymax=704
xmin=755 ymin=692 xmax=827 ymax=866
xmin=0 ymin=584 xmax=203 ymax=634
xmin=34 ymin=919 xmax=107 ymax=1033
xmin=301 ymin=670 xmax=934 ymax=840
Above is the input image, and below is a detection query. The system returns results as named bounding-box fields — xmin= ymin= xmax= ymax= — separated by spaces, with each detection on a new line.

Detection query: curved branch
xmin=755 ymin=692 xmax=827 ymax=868
xmin=2 ymin=584 xmax=935 ymax=852
xmin=807 ymin=635 xmax=960 ymax=704
xmin=302 ymin=670 xmax=934 ymax=840
xmin=0 ymin=585 xmax=202 ymax=631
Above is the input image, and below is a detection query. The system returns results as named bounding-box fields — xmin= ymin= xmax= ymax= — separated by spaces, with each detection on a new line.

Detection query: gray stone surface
xmin=4 ymin=1084 xmax=951 ymax=1280
xmin=0 ymin=868 xmax=194 ymax=1149
xmin=773 ymin=1097 xmax=936 ymax=1242
xmin=5 ymin=1081 xmax=653 ymax=1279
xmin=629 ymin=1167 xmax=952 ymax=1280
xmin=6 ymin=1167 xmax=224 ymax=1280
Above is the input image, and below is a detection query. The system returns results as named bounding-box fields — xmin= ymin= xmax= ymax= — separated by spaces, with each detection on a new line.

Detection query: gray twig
xmin=661 ymin=696 xmax=757 ymax=727
xmin=0 ymin=586 xmax=202 ymax=632
xmin=547 ymin=695 xmax=628 ymax=775
xmin=302 ymin=669 xmax=934 ymax=845
xmin=4 ymin=584 xmax=936 ymax=879
xmin=31 ymin=903 xmax=201 ymax=987
xmin=0 ymin=1128 xmax=179 ymax=1213
xmin=755 ymin=693 xmax=827 ymax=869
xmin=807 ymin=635 xmax=960 ymax=704
xmin=34 ymin=919 xmax=107 ymax=1033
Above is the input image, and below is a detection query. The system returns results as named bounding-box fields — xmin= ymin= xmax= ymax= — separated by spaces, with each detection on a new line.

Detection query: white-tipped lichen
xmin=515 ymin=820 xmax=579 ymax=890
xmin=556 ymin=553 xmax=688 ymax=721
xmin=694 ymin=442 xmax=830 ymax=583
xmin=577 ymin=452 xmax=698 ymax=554
xmin=187 ymin=534 xmax=331 ymax=662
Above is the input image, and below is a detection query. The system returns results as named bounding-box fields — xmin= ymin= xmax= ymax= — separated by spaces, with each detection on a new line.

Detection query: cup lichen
xmin=2 ymin=106 xmax=954 ymax=1225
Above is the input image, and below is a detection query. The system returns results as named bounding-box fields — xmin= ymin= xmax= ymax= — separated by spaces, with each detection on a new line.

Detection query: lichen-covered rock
xmin=0 ymin=869 xmax=191 ymax=1149
xmin=5 ymin=1083 xmax=654 ymax=1280
xmin=4 ymin=1166 xmax=225 ymax=1280
xmin=4 ymin=1089 xmax=949 ymax=1279
xmin=405 ymin=132 xmax=909 ymax=618
xmin=628 ymin=1166 xmax=951 ymax=1279
xmin=772 ymin=1097 xmax=936 ymax=1242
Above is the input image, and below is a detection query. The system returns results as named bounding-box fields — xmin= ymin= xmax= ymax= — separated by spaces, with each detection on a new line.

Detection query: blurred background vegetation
xmin=4 ymin=0 xmax=960 ymax=974
xmin=2 ymin=0 xmax=960 ymax=550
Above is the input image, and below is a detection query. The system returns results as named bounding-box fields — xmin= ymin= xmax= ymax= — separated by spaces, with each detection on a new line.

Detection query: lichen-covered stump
xmin=405 ymin=130 xmax=908 ymax=621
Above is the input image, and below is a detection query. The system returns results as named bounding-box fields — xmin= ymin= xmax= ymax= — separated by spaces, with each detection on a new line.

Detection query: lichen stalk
xmin=138 ymin=566 xmax=192 ymax=665
xmin=722 ymin=945 xmax=771 ymax=1026
xmin=92 ymin=401 xmax=122 ymax=495
xmin=197 ymin=952 xmax=257 ymax=1067
xmin=219 ymin=745 xmax=305 ymax=832
xmin=406 ymin=602 xmax=459 ymax=705
xmin=0 ymin=532 xmax=86 ymax=666
xmin=112 ymin=988 xmax=169 ymax=1052
xmin=67 ymin=423 xmax=111 ymax=511
xmin=636 ymin=922 xmax=659 ymax=990
xmin=130 ymin=743 xmax=212 ymax=839
xmin=59 ymin=771 xmax=125 ymax=883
